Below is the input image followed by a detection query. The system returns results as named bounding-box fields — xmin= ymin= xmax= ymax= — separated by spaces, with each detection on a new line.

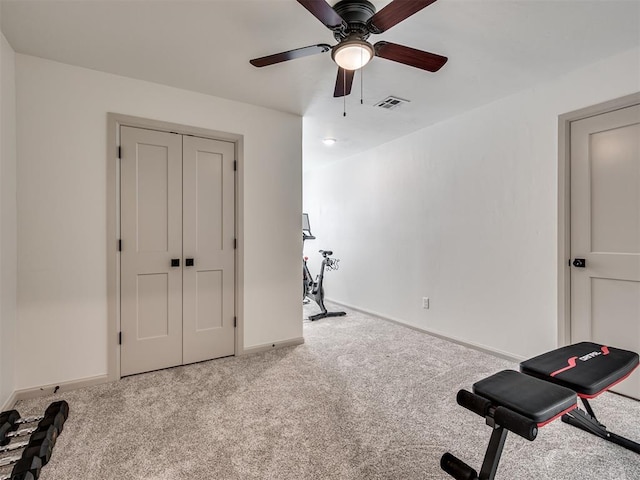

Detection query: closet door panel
xmin=182 ymin=136 xmax=235 ymax=364
xmin=120 ymin=126 xmax=183 ymax=376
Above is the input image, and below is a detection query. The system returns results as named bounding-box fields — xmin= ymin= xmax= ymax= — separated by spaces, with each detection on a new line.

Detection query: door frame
xmin=106 ymin=113 xmax=244 ymax=381
xmin=557 ymin=92 xmax=640 ymax=348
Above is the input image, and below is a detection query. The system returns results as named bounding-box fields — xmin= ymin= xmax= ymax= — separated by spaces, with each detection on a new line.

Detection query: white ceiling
xmin=2 ymin=0 xmax=639 ymax=170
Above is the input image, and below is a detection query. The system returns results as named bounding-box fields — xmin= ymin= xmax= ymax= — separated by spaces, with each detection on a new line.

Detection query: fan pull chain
xmin=343 ymin=69 xmax=347 ymax=117
xmin=360 ymin=48 xmax=364 ymax=105
xmin=361 ymin=67 xmax=364 ymax=105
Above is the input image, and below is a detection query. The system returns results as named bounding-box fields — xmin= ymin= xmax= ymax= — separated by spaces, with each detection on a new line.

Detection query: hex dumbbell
xmin=0 ymin=428 xmax=58 ymax=480
xmin=0 ymin=401 xmax=69 ymax=480
xmin=0 ymin=455 xmax=41 ymax=480
xmin=0 ymin=401 xmax=68 ymax=445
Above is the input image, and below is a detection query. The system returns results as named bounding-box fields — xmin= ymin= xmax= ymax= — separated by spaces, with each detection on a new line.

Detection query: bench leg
xmin=562 ymin=399 xmax=640 ymax=454
xmin=441 ymin=426 xmax=509 ymax=480
xmin=478 ymin=426 xmax=509 ymax=480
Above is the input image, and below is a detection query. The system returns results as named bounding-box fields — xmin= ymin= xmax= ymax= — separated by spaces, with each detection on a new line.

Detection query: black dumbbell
xmin=8 ymin=455 xmax=42 ymax=480
xmin=0 ymin=427 xmax=59 ymax=480
xmin=35 ymin=413 xmax=64 ymax=437
xmin=23 ymin=402 xmax=69 ymax=465
xmin=33 ymin=401 xmax=68 ymax=444
xmin=0 ymin=411 xmax=21 ymax=446
xmin=43 ymin=402 xmax=69 ymax=423
xmin=0 ymin=401 xmax=69 ymax=480
xmin=0 ymin=401 xmax=69 ymax=445
xmin=21 ymin=428 xmax=58 ymax=467
xmin=0 ymin=452 xmax=41 ymax=476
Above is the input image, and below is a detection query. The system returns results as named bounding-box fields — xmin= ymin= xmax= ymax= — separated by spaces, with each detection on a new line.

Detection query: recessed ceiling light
xmin=322 ymin=138 xmax=337 ymax=146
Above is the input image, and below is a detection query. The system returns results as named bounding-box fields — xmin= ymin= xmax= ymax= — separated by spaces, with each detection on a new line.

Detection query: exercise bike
xmin=303 ymin=214 xmax=346 ymax=321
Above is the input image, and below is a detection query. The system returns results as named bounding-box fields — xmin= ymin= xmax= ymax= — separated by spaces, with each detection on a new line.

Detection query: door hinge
xmin=234 ymin=160 xmax=237 ymax=171
xmin=118 ymin=239 xmax=122 ymax=252
xmin=234 ymin=317 xmax=237 ymax=328
xmin=118 ymin=332 xmax=122 ymax=345
xmin=234 ymin=238 xmax=237 ymax=249
xmin=118 ymin=146 xmax=121 ymax=159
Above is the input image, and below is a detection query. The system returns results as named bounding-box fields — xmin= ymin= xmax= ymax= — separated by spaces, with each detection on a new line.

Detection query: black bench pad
xmin=520 ymin=342 xmax=639 ymax=398
xmin=473 ymin=370 xmax=576 ymax=424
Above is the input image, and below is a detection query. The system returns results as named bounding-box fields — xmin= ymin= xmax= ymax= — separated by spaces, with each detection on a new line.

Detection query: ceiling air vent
xmin=374 ymin=96 xmax=410 ymax=110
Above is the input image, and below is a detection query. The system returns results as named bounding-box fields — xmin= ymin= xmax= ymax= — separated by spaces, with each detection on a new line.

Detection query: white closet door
xmin=120 ymin=127 xmax=183 ymax=376
xmin=182 ymin=136 xmax=236 ymax=364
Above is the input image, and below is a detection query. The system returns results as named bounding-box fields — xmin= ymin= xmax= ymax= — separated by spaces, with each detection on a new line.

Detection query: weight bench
xmin=441 ymin=342 xmax=639 ymax=480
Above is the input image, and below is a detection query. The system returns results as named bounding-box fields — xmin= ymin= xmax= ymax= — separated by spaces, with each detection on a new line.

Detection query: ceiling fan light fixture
xmin=331 ymin=40 xmax=374 ymax=71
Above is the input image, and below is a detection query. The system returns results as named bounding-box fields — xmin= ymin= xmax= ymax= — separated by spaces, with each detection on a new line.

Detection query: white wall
xmin=0 ymin=31 xmax=17 ymax=407
xmin=16 ymin=55 xmax=302 ymax=390
xmin=304 ymin=46 xmax=640 ymax=360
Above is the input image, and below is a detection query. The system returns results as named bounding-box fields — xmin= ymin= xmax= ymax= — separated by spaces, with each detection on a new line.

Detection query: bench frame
xmin=563 ymin=397 xmax=640 ymax=453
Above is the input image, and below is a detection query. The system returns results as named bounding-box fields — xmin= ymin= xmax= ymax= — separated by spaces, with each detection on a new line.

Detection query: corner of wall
xmin=0 ymin=31 xmax=18 ymax=409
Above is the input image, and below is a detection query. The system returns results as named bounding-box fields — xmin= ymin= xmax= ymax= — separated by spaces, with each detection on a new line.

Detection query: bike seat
xmin=319 ymin=250 xmax=333 ymax=256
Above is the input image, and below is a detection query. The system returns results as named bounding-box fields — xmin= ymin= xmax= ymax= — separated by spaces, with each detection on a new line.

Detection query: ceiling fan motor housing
xmin=332 ymin=0 xmax=377 ymax=41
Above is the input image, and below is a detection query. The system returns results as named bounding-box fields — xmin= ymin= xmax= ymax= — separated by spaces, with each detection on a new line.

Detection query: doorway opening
xmin=558 ymin=92 xmax=640 ymax=399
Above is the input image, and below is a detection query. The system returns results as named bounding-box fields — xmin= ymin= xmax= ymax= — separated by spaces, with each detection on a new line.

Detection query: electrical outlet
xmin=422 ymin=297 xmax=429 ymax=309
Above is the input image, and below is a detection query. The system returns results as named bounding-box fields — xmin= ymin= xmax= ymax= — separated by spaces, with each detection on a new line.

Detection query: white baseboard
xmin=2 ymin=340 xmax=305 ymax=408
xmin=12 ymin=374 xmax=110 ymax=404
xmin=242 ymin=337 xmax=304 ymax=355
xmin=1 ymin=390 xmax=18 ymax=411
xmin=328 ymin=299 xmax=524 ymax=363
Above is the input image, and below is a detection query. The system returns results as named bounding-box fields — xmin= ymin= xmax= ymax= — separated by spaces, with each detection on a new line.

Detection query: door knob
xmin=572 ymin=258 xmax=586 ymax=268
xmin=171 ymin=259 xmax=180 ymax=267
xmin=185 ymin=258 xmax=194 ymax=267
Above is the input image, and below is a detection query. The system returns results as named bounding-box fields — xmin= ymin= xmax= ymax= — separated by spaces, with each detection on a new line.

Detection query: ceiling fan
xmin=250 ymin=0 xmax=448 ymax=98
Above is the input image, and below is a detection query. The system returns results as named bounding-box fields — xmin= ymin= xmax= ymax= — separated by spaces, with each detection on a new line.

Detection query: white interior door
xmin=120 ymin=126 xmax=183 ymax=376
xmin=570 ymin=104 xmax=640 ymax=399
xmin=182 ymin=136 xmax=236 ymax=364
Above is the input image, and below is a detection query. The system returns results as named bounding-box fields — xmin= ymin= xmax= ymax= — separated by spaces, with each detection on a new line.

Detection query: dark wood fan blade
xmin=333 ymin=67 xmax=355 ymax=97
xmin=297 ymin=0 xmax=346 ymax=30
xmin=368 ymin=0 xmax=438 ymax=33
xmin=374 ymin=41 xmax=447 ymax=72
xmin=250 ymin=44 xmax=331 ymax=67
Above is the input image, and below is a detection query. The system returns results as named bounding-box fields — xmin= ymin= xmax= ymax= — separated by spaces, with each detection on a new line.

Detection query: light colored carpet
xmin=8 ymin=303 xmax=640 ymax=479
